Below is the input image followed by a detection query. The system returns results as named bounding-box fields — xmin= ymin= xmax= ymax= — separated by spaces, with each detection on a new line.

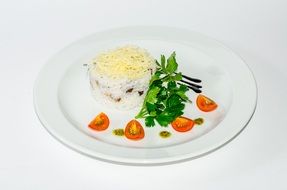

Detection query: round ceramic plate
xmin=34 ymin=26 xmax=257 ymax=165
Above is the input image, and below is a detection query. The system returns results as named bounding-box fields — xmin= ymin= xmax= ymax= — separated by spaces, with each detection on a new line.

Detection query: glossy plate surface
xmin=34 ymin=26 xmax=257 ymax=165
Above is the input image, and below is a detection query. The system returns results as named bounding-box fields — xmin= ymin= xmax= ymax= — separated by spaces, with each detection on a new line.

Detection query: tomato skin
xmin=196 ymin=94 xmax=218 ymax=112
xmin=171 ymin=117 xmax=195 ymax=132
xmin=88 ymin=112 xmax=110 ymax=131
xmin=124 ymin=120 xmax=145 ymax=140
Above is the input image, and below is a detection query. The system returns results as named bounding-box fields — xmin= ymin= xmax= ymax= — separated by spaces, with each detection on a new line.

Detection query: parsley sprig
xmin=135 ymin=52 xmax=191 ymax=127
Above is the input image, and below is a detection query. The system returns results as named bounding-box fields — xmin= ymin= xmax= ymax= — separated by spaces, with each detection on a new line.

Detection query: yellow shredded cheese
xmin=91 ymin=45 xmax=155 ymax=79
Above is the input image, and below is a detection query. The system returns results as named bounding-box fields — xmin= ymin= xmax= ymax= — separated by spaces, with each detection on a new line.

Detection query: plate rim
xmin=33 ymin=25 xmax=258 ymax=165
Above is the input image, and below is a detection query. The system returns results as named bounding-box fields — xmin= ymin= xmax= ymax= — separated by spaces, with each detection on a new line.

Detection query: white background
xmin=1 ymin=0 xmax=287 ymax=189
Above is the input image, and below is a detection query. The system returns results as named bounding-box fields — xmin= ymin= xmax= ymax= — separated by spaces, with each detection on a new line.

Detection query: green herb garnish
xmin=159 ymin=131 xmax=172 ymax=138
xmin=194 ymin=118 xmax=204 ymax=125
xmin=135 ymin=52 xmax=191 ymax=127
xmin=112 ymin=129 xmax=125 ymax=136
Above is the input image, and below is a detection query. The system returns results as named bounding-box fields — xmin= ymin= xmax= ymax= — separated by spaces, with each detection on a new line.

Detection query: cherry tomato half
xmin=88 ymin=112 xmax=110 ymax=131
xmin=124 ymin=120 xmax=145 ymax=140
xmin=171 ymin=116 xmax=195 ymax=132
xmin=196 ymin=94 xmax=218 ymax=112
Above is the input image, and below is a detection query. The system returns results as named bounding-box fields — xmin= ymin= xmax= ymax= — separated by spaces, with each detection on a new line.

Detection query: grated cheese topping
xmin=90 ymin=45 xmax=155 ymax=79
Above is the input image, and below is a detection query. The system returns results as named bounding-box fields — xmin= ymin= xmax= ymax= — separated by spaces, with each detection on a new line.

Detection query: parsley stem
xmin=135 ymin=108 xmax=148 ymax=119
xmin=135 ymin=52 xmax=191 ymax=127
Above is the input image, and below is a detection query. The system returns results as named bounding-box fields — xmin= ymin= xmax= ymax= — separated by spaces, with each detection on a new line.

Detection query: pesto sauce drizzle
xmin=194 ymin=118 xmax=204 ymax=125
xmin=112 ymin=129 xmax=125 ymax=136
xmin=159 ymin=131 xmax=171 ymax=138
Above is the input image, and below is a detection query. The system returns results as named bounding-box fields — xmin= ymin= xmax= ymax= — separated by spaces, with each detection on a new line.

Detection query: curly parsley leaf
xmin=146 ymin=102 xmax=156 ymax=112
xmin=161 ymin=55 xmax=166 ymax=72
xmin=166 ymin=94 xmax=182 ymax=108
xmin=176 ymin=91 xmax=189 ymax=101
xmin=145 ymin=87 xmax=161 ymax=104
xmin=145 ymin=116 xmax=156 ymax=127
xmin=172 ymin=72 xmax=182 ymax=81
xmin=155 ymin=60 xmax=161 ymax=67
xmin=135 ymin=52 xmax=192 ymax=127
xmin=166 ymin=52 xmax=178 ymax=74
xmin=155 ymin=112 xmax=174 ymax=127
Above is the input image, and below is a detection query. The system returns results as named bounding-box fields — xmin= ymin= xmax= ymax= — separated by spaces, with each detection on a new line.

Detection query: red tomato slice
xmin=124 ymin=120 xmax=145 ymax=140
xmin=88 ymin=112 xmax=109 ymax=131
xmin=171 ymin=117 xmax=195 ymax=132
xmin=196 ymin=94 xmax=218 ymax=112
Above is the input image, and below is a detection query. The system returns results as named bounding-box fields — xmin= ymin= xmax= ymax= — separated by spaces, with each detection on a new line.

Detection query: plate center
xmin=58 ymin=40 xmax=233 ymax=148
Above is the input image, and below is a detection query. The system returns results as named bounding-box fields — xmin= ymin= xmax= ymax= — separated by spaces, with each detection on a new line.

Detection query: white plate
xmin=34 ymin=26 xmax=257 ymax=165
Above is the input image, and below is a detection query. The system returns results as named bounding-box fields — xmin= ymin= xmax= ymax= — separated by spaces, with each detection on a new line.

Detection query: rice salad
xmin=88 ymin=45 xmax=156 ymax=110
